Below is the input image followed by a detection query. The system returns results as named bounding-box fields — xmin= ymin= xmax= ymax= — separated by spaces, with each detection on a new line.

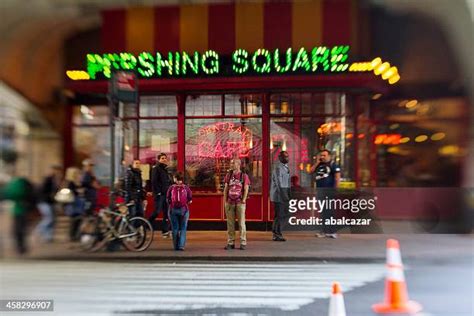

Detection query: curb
xmin=20 ymin=255 xmax=387 ymax=263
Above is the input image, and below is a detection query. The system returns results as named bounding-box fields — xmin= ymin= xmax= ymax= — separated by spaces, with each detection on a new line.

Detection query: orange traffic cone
xmin=372 ymin=239 xmax=422 ymax=314
xmin=328 ymin=282 xmax=346 ymax=316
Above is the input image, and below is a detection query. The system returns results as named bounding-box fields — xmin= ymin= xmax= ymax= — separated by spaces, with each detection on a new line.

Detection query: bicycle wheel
xmin=87 ymin=217 xmax=114 ymax=252
xmin=121 ymin=217 xmax=154 ymax=252
xmin=78 ymin=216 xmax=101 ymax=251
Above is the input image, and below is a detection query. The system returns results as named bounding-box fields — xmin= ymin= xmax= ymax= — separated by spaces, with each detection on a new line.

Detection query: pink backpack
xmin=170 ymin=185 xmax=188 ymax=208
xmin=227 ymin=172 xmax=245 ymax=202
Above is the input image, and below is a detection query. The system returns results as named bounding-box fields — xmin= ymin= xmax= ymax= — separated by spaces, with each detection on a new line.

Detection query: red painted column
xmin=262 ymin=93 xmax=270 ymax=224
xmin=177 ymin=94 xmax=185 ymax=173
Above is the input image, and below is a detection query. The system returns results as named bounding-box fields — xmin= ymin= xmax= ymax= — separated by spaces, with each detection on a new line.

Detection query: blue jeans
xmin=127 ymin=199 xmax=144 ymax=218
xmin=148 ymin=195 xmax=170 ymax=233
xmin=36 ymin=202 xmax=55 ymax=241
xmin=170 ymin=207 xmax=189 ymax=250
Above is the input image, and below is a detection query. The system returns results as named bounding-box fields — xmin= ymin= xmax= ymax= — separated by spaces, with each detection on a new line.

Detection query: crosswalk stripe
xmin=1 ymin=261 xmax=386 ymax=315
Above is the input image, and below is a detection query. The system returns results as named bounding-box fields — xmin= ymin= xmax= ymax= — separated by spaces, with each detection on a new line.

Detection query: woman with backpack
xmin=166 ymin=172 xmax=192 ymax=251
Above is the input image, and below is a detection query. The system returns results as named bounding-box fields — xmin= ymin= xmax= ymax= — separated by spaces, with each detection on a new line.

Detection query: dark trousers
xmin=69 ymin=214 xmax=82 ymax=241
xmin=128 ymin=199 xmax=144 ymax=218
xmin=13 ymin=214 xmax=27 ymax=254
xmin=148 ymin=195 xmax=170 ymax=233
xmin=272 ymin=200 xmax=289 ymax=238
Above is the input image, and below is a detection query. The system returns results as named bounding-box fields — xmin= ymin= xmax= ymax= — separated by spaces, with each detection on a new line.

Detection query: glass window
xmin=270 ymin=92 xmax=351 ymax=115
xmin=138 ymin=120 xmax=178 ymax=173
xmin=375 ymin=121 xmax=464 ymax=187
xmin=270 ymin=116 xmax=354 ymax=192
xmin=225 ymin=94 xmax=263 ymax=115
xmin=185 ymin=118 xmax=262 ymax=192
xmin=120 ymin=119 xmax=138 ymax=165
xmin=140 ymin=96 xmax=177 ymax=117
xmin=373 ymin=97 xmax=467 ymax=121
xmin=120 ymin=102 xmax=138 ymax=118
xmin=372 ymin=97 xmax=468 ymax=187
xmin=73 ymin=105 xmax=109 ymax=125
xmin=186 ymin=95 xmax=221 ymax=116
xmin=356 ymin=98 xmax=374 ymax=187
xmin=73 ymin=126 xmax=110 ymax=183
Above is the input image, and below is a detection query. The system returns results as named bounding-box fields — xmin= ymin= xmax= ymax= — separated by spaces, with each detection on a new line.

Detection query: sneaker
xmin=162 ymin=232 xmax=171 ymax=238
xmin=315 ymin=232 xmax=326 ymax=238
xmin=326 ymin=233 xmax=338 ymax=239
xmin=224 ymin=244 xmax=235 ymax=250
xmin=272 ymin=236 xmax=286 ymax=242
xmin=239 ymin=245 xmax=246 ymax=250
xmin=178 ymin=248 xmax=184 ymax=251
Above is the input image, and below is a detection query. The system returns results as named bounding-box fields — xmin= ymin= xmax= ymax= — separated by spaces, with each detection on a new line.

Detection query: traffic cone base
xmin=372 ymin=239 xmax=423 ymax=314
xmin=372 ymin=300 xmax=422 ymax=314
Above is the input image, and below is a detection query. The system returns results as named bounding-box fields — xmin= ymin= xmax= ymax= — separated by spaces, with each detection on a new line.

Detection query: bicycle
xmin=79 ymin=201 xmax=154 ymax=252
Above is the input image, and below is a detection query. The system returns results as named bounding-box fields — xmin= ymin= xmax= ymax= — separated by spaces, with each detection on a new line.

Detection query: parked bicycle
xmin=79 ymin=201 xmax=154 ymax=252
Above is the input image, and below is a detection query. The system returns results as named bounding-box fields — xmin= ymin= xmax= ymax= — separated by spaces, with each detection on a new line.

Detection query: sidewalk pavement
xmin=2 ymin=229 xmax=472 ymax=262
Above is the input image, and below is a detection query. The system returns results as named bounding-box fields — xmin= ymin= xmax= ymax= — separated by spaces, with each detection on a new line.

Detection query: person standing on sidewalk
xmin=270 ymin=151 xmax=291 ymax=241
xmin=223 ymin=159 xmax=250 ymax=250
xmin=166 ymin=172 xmax=192 ymax=251
xmin=124 ymin=160 xmax=146 ymax=217
xmin=148 ymin=153 xmax=172 ymax=238
xmin=310 ymin=149 xmax=341 ymax=239
xmin=36 ymin=165 xmax=63 ymax=242
xmin=81 ymin=159 xmax=100 ymax=215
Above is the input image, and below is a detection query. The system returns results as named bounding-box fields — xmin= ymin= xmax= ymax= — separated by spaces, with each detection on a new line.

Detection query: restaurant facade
xmin=64 ymin=1 xmax=469 ymax=226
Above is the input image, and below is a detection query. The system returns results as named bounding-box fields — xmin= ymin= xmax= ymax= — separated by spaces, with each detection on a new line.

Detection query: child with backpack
xmin=166 ymin=172 xmax=192 ymax=251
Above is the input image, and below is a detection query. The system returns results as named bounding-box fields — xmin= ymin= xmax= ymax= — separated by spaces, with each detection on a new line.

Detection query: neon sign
xmin=197 ymin=122 xmax=253 ymax=159
xmin=85 ymin=45 xmax=350 ymax=80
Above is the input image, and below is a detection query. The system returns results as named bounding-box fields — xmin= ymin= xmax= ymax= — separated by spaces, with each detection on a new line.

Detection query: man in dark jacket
xmin=148 ymin=153 xmax=171 ymax=237
xmin=124 ymin=160 xmax=145 ymax=217
xmin=81 ymin=159 xmax=100 ymax=215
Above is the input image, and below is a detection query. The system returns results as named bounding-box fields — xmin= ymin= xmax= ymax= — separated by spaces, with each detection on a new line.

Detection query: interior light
xmin=399 ymin=137 xmax=410 ymax=144
xmin=439 ymin=145 xmax=460 ymax=156
xmin=431 ymin=132 xmax=446 ymax=141
xmin=80 ymin=105 xmax=89 ymax=114
xmin=415 ymin=135 xmax=428 ymax=142
xmin=406 ymin=100 xmax=418 ymax=108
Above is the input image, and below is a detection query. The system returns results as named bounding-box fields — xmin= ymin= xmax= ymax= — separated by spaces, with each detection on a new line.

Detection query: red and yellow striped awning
xmin=101 ymin=0 xmax=359 ymax=55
